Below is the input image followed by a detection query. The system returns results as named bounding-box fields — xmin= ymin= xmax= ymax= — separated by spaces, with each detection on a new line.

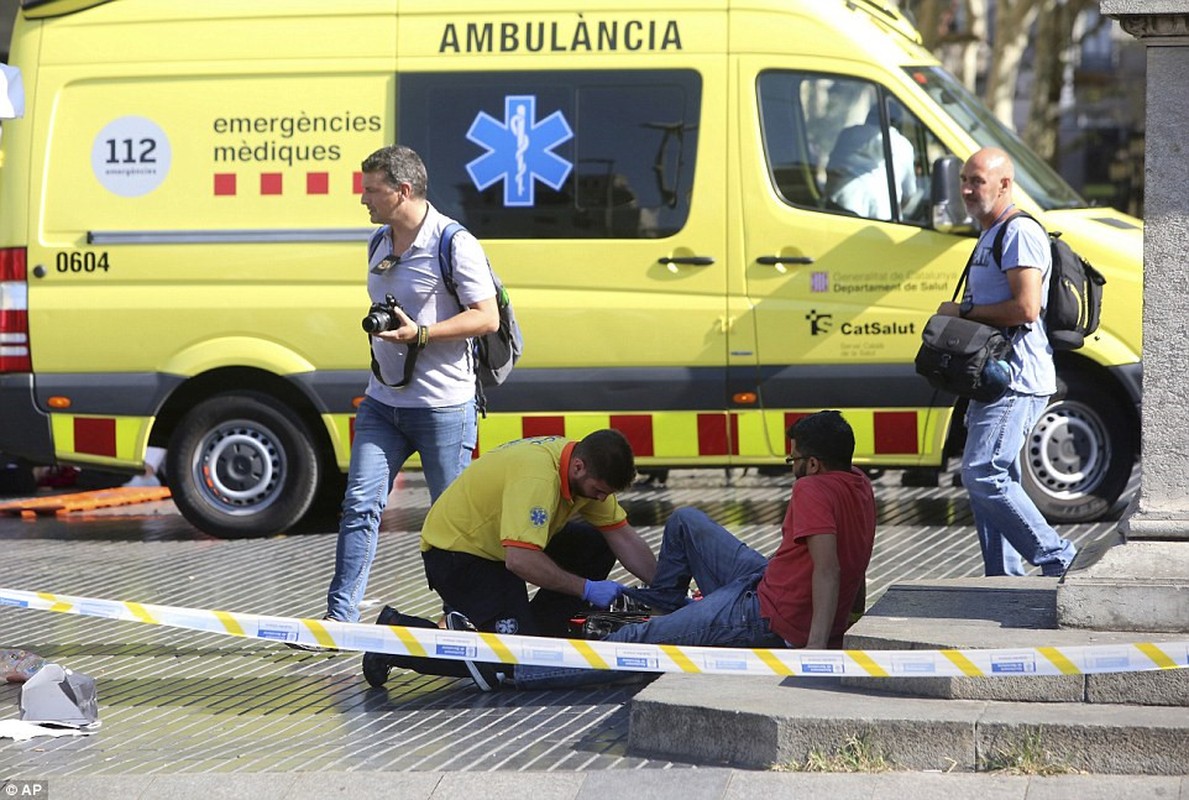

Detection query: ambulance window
xmin=758 ymin=72 xmax=947 ymax=226
xmin=398 ymin=70 xmax=701 ymax=239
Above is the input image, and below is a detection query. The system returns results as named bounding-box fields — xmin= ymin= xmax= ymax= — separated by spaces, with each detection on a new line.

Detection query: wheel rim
xmin=1026 ymin=400 xmax=1111 ymax=500
xmin=191 ymin=419 xmax=286 ymax=515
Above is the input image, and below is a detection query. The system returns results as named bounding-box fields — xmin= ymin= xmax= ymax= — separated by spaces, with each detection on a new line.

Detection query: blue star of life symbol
xmin=529 ymin=506 xmax=549 ymax=528
xmin=466 ymin=95 xmax=573 ymax=207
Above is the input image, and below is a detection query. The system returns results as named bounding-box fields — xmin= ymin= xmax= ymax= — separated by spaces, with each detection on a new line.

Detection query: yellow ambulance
xmin=0 ymin=0 xmax=1142 ymax=537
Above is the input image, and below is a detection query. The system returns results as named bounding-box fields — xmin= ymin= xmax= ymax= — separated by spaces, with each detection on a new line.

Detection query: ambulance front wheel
xmin=167 ymin=393 xmax=321 ymax=539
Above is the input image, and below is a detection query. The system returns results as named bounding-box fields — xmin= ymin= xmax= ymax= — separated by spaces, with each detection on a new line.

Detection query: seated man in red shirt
xmin=504 ymin=409 xmax=877 ymax=690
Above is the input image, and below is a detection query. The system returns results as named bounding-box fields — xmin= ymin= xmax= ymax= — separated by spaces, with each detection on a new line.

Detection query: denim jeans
xmin=513 ymin=508 xmax=782 ymax=690
xmin=326 ymin=396 xmax=476 ymax=622
xmin=963 ymin=391 xmax=1077 ymax=577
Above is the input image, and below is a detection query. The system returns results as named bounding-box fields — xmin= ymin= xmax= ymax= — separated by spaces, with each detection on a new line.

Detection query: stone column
xmin=1058 ymin=1 xmax=1189 ymax=632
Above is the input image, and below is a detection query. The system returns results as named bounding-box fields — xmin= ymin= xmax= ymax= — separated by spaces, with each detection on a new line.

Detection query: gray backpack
xmin=438 ymin=223 xmax=524 ymax=413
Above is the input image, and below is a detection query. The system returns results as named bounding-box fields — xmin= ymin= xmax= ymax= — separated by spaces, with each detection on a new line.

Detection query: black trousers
xmin=423 ymin=520 xmax=617 ymax=638
xmin=380 ymin=521 xmax=617 ymax=678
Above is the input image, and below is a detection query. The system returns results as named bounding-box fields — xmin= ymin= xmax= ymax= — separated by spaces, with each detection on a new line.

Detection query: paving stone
xmin=729 ymin=771 xmax=1030 ymax=800
xmin=1018 ymin=774 xmax=1186 ymax=800
xmin=290 ymin=771 xmax=443 ymax=799
xmin=35 ymin=775 xmax=156 ymax=800
xmin=434 ymin=771 xmax=585 ymax=800
xmin=137 ymin=773 xmax=301 ymax=800
xmin=576 ymin=767 xmax=734 ymax=800
xmin=724 ymin=771 xmax=906 ymax=800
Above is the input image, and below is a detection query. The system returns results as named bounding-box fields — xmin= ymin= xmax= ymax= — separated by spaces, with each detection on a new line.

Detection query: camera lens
xmin=361 ymin=310 xmax=394 ymax=333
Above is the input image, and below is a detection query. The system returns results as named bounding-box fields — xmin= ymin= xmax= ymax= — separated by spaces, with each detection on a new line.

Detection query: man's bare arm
xmin=804 ymin=532 xmax=841 ymax=649
xmin=504 ymin=545 xmax=587 ymax=597
xmin=602 ymin=524 xmax=657 ymax=585
xmin=937 ymin=266 xmax=1043 ymax=327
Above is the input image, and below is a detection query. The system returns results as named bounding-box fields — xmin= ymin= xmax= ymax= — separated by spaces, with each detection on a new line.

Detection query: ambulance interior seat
xmin=760 ymin=87 xmax=825 ymax=211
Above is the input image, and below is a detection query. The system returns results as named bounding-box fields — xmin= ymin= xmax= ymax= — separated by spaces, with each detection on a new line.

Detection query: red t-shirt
xmin=756 ymin=467 xmax=876 ymax=648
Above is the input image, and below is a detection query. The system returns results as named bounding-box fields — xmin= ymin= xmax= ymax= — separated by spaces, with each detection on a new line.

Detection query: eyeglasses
xmin=785 ymin=454 xmax=815 ymax=465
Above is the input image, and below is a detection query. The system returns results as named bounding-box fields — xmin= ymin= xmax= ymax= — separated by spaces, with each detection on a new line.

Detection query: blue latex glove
xmin=582 ymin=579 xmax=624 ymax=609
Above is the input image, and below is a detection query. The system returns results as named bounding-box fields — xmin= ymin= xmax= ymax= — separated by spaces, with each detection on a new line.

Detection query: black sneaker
xmin=374 ymin=605 xmax=401 ymax=626
xmin=283 ymin=615 xmax=338 ymax=652
xmin=444 ymin=611 xmax=507 ymax=692
xmin=361 ymin=605 xmax=402 ymax=688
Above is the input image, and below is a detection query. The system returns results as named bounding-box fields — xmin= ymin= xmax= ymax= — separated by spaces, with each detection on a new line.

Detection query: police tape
xmin=2 ymin=587 xmax=1186 ymax=679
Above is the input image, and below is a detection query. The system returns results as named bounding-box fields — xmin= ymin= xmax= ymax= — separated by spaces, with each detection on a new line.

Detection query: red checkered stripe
xmin=465 ymin=408 xmax=945 ymax=463
xmin=48 ymin=406 xmax=946 ymax=470
xmin=212 ymin=171 xmax=368 ymax=196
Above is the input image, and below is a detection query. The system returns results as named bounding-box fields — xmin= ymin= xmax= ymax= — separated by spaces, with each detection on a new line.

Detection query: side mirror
xmin=930 ymin=155 xmax=973 ymax=234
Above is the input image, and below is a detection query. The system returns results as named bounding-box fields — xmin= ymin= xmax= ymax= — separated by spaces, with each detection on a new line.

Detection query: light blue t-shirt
xmin=365 ymin=203 xmax=497 ymax=408
xmin=966 ymin=209 xmax=1056 ymax=396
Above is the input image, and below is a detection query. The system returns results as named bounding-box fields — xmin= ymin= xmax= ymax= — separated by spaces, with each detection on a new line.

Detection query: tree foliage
xmin=901 ymin=0 xmax=1098 ymax=163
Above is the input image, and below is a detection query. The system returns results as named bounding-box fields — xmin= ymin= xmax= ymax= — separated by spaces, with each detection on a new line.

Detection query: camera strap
xmin=366 ymin=226 xmax=421 ymax=389
xmin=369 ymin=339 xmax=420 ymax=389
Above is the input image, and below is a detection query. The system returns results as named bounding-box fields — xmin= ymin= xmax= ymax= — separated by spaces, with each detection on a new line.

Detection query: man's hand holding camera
xmin=362 ymin=294 xmax=428 ymax=349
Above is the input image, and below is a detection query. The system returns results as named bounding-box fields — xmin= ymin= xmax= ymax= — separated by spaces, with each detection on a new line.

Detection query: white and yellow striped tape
xmin=2 ymin=587 xmax=1186 ymax=678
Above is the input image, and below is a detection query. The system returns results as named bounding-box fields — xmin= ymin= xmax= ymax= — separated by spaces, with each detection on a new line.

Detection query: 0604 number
xmin=56 ymin=251 xmax=111 ymax=273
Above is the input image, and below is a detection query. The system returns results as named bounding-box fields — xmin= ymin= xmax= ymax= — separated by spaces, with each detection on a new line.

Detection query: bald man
xmin=936 ymin=148 xmax=1077 ymax=577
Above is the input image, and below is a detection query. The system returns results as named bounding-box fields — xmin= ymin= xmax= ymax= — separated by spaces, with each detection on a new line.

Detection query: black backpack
xmin=992 ymin=211 xmax=1106 ymax=351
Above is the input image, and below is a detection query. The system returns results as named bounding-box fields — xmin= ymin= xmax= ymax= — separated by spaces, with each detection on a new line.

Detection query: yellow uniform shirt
xmin=420 ymin=436 xmax=628 ymax=561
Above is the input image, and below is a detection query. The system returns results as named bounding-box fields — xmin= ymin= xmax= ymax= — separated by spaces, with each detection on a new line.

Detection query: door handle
xmin=756 ymin=255 xmax=814 ymax=265
xmin=658 ymin=256 xmax=716 ymax=266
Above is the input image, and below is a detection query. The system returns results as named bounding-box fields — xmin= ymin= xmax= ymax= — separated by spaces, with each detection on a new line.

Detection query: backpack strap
xmin=954 ymin=212 xmax=1033 ymax=304
xmin=987 ymin=209 xmax=1045 ymax=341
xmin=436 ymin=222 xmax=488 ymax=414
xmin=437 ymin=222 xmax=464 ymax=308
xmin=990 ymin=210 xmax=1042 ymax=269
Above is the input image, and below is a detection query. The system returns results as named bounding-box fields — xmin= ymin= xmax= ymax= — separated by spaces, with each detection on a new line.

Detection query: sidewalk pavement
xmin=4 ymin=467 xmax=1169 ymax=792
xmin=15 ymin=769 xmax=1188 ymax=799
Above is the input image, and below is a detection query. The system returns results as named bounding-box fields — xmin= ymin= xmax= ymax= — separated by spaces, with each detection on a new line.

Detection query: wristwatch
xmin=959 ymin=298 xmax=974 ymax=318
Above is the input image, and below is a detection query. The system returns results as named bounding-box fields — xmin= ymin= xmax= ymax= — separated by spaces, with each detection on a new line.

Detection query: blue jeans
xmin=963 ymin=391 xmax=1077 ymax=577
xmin=513 ymin=508 xmax=782 ymax=690
xmin=326 ymin=396 xmax=476 ymax=622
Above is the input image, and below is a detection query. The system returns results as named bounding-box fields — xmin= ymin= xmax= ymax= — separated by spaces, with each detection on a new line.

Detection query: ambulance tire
xmin=1020 ymin=372 xmax=1135 ymax=524
xmin=167 ymin=394 xmax=320 ymax=539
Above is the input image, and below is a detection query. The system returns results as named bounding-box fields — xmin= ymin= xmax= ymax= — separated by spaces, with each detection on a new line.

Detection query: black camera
xmin=361 ymin=293 xmax=406 ymax=334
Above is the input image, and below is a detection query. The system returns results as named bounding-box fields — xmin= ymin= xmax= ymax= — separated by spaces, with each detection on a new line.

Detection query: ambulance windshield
xmin=906 ymin=67 xmax=1087 ymax=211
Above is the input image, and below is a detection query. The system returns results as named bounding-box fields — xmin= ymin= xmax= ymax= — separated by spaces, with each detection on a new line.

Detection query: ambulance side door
xmin=735 ymin=58 xmax=963 ymax=457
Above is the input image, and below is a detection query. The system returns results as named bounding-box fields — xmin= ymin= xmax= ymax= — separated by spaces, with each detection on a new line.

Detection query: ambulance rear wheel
xmin=167 ymin=394 xmax=320 ymax=539
xmin=1020 ymin=373 xmax=1135 ymax=524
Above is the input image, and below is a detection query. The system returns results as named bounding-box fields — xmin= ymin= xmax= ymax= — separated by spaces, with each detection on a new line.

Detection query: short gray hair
xmin=361 ymin=145 xmax=428 ymax=197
